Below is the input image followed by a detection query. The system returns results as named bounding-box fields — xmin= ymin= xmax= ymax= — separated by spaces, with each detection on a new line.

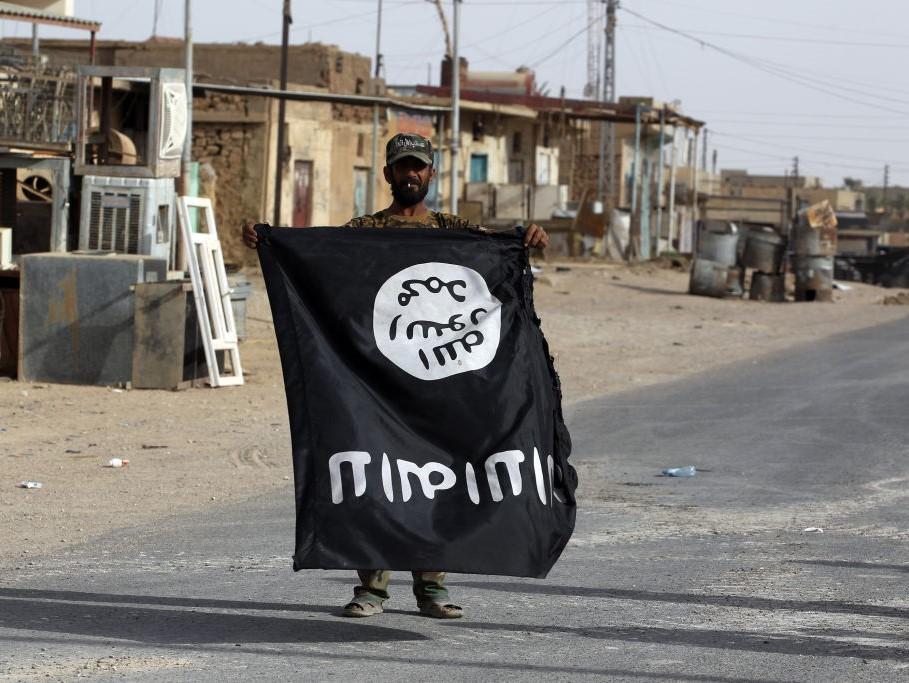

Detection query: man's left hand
xmin=524 ymin=223 xmax=549 ymax=249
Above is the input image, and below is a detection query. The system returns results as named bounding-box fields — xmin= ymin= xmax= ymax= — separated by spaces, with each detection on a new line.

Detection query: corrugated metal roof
xmin=0 ymin=1 xmax=100 ymax=31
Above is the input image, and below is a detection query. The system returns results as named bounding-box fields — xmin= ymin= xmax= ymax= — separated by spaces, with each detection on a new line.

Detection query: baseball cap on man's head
xmin=386 ymin=133 xmax=433 ymax=166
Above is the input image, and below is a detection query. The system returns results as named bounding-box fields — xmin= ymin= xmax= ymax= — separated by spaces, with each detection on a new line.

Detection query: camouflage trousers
xmin=355 ymin=570 xmax=449 ymax=604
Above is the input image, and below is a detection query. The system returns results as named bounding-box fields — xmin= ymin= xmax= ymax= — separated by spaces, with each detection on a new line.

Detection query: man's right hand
xmin=242 ymin=221 xmax=259 ymax=249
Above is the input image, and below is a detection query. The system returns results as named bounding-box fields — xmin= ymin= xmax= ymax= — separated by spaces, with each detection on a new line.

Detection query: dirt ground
xmin=1 ymin=261 xmax=906 ymax=566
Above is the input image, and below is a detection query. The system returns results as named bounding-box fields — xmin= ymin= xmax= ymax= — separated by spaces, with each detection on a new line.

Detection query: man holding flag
xmin=243 ymin=133 xmax=572 ymax=621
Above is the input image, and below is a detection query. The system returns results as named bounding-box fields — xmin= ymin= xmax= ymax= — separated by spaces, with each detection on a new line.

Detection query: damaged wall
xmin=192 ymin=92 xmax=269 ymax=268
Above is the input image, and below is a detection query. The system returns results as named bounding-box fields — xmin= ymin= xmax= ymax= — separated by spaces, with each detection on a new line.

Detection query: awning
xmin=0 ymin=2 xmax=100 ymax=32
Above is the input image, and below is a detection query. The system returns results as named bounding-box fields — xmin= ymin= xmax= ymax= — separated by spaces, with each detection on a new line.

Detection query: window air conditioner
xmin=78 ymin=175 xmax=175 ymax=264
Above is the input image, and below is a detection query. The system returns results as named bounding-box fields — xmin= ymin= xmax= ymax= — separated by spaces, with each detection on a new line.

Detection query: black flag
xmin=257 ymin=225 xmax=576 ymax=578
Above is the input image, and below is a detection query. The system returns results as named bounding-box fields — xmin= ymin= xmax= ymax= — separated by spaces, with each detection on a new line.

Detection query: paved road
xmin=2 ymin=316 xmax=908 ymax=681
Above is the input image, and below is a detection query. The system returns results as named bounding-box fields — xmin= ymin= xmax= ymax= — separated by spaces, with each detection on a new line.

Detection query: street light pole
xmin=449 ymin=0 xmax=461 ymax=215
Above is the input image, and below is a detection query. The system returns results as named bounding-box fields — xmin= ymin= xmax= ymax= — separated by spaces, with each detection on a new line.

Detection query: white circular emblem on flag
xmin=373 ymin=262 xmax=502 ymax=380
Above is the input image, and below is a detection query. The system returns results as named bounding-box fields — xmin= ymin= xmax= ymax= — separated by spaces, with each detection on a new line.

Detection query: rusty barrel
xmin=689 ymin=258 xmax=729 ymax=298
xmin=697 ymin=230 xmax=739 ymax=266
xmin=749 ymin=272 xmax=785 ymax=302
xmin=726 ymin=266 xmax=744 ymax=298
xmin=743 ymin=228 xmax=786 ymax=274
xmin=793 ymin=255 xmax=834 ymax=302
xmin=793 ymin=225 xmax=836 ymax=257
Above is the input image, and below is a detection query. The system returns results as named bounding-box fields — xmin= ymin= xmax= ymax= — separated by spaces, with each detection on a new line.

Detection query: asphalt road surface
xmin=2 ymin=316 xmax=908 ymax=681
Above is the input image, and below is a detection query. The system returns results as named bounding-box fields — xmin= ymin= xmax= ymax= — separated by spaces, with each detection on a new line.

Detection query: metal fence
xmin=0 ymin=63 xmax=76 ymax=145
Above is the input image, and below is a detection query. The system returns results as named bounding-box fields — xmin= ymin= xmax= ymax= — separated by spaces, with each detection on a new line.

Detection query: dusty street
xmin=0 ymin=262 xmax=906 ymax=565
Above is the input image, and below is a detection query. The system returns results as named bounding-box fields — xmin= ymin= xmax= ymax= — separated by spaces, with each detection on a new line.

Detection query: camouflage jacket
xmin=343 ymin=210 xmax=477 ymax=231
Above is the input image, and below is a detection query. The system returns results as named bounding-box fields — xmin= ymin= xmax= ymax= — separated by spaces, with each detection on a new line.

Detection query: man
xmin=243 ymin=133 xmax=548 ymax=619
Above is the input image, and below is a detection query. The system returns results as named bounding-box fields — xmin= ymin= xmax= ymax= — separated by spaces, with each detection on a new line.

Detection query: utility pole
xmin=701 ymin=128 xmax=708 ymax=171
xmin=711 ymin=148 xmax=717 ymax=175
xmin=667 ymin=125 xmax=678 ymax=251
xmin=449 ymin=0 xmax=462 ymax=214
xmin=368 ymin=0 xmax=383 ymax=214
xmin=792 ymin=156 xmax=799 ymax=185
xmin=597 ymin=0 xmax=617 ymax=207
xmin=272 ymin=0 xmax=292 ymax=227
xmin=182 ymin=0 xmax=193 ymax=186
xmin=883 ymin=164 xmax=890 ymax=205
xmin=655 ymin=108 xmax=665 ymax=256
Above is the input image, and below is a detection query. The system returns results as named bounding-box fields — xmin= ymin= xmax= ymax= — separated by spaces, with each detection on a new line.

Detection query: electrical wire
xmin=620 ymin=6 xmax=909 ymax=117
xmin=636 ymin=0 xmax=909 ymax=42
xmin=528 ymin=10 xmax=598 ymax=69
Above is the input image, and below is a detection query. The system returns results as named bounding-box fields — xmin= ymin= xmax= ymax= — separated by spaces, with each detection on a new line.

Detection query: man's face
xmin=384 ymin=156 xmax=436 ymax=207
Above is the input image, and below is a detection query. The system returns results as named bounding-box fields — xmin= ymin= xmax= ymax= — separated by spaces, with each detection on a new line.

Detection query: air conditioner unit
xmin=75 ymin=66 xmax=187 ymax=178
xmin=78 ymin=175 xmax=175 ymax=264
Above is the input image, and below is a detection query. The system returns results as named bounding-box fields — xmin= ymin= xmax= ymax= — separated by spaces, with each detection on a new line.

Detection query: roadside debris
xmin=141 ymin=444 xmax=168 ymax=449
xmin=661 ymin=466 xmax=696 ymax=477
xmin=803 ymin=527 xmax=824 ymax=533
xmin=16 ymin=481 xmax=43 ymax=489
xmin=832 ymin=282 xmax=852 ymax=291
xmin=105 ymin=458 xmax=129 ymax=468
xmin=882 ymin=292 xmax=909 ymax=305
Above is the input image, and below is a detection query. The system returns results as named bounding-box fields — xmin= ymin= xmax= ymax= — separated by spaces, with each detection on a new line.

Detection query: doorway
xmin=293 ymin=160 xmax=313 ymax=226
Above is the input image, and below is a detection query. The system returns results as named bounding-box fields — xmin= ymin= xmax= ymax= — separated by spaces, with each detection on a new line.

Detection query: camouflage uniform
xmin=343 ymin=209 xmax=475 ymax=231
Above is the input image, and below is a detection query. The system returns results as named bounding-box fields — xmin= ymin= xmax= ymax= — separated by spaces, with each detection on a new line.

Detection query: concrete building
xmin=1 ymin=37 xmax=372 ymax=94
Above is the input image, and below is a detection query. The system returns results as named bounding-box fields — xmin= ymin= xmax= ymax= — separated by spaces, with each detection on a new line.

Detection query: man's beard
xmin=391 ymin=177 xmax=431 ymax=207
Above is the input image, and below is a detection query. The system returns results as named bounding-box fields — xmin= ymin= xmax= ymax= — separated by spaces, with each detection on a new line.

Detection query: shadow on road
xmin=449 ymin=621 xmax=909 ymax=663
xmin=788 ymin=559 xmax=909 ymax=573
xmin=448 ymin=581 xmax=909 ymax=620
xmin=0 ymin=590 xmax=425 ymax=644
xmin=0 ymin=633 xmax=781 ymax=682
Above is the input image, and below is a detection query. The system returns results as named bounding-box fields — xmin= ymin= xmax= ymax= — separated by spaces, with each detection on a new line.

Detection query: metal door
xmin=293 ymin=160 xmax=313 ymax=227
xmin=470 ymin=154 xmax=488 ymax=183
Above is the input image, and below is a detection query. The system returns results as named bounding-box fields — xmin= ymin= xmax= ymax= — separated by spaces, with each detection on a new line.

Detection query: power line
xmin=528 ymin=11 xmax=599 ymax=68
xmin=636 ymin=0 xmax=909 ymax=42
xmin=621 ymin=23 xmax=909 ymax=49
xmin=620 ymin=6 xmax=909 ymax=117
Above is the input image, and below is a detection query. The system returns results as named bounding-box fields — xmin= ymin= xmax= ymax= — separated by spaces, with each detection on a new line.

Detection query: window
xmin=357 ymin=133 xmax=366 ymax=157
xmin=472 ymin=117 xmax=485 ymax=141
xmin=512 ymin=131 xmax=523 ymax=154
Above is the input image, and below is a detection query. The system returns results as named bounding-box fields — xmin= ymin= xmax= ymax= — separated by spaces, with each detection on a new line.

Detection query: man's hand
xmin=524 ymin=223 xmax=549 ymax=249
xmin=242 ymin=221 xmax=259 ymax=249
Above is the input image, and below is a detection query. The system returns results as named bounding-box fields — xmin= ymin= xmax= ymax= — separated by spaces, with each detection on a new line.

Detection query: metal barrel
xmin=793 ymin=225 xmax=836 ymax=256
xmin=793 ymin=255 xmax=834 ymax=302
xmin=743 ymin=228 xmax=786 ymax=273
xmin=697 ymin=230 xmax=739 ymax=266
xmin=749 ymin=272 xmax=785 ymax=302
xmin=689 ymin=258 xmax=729 ymax=298
xmin=726 ymin=266 xmax=744 ymax=298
